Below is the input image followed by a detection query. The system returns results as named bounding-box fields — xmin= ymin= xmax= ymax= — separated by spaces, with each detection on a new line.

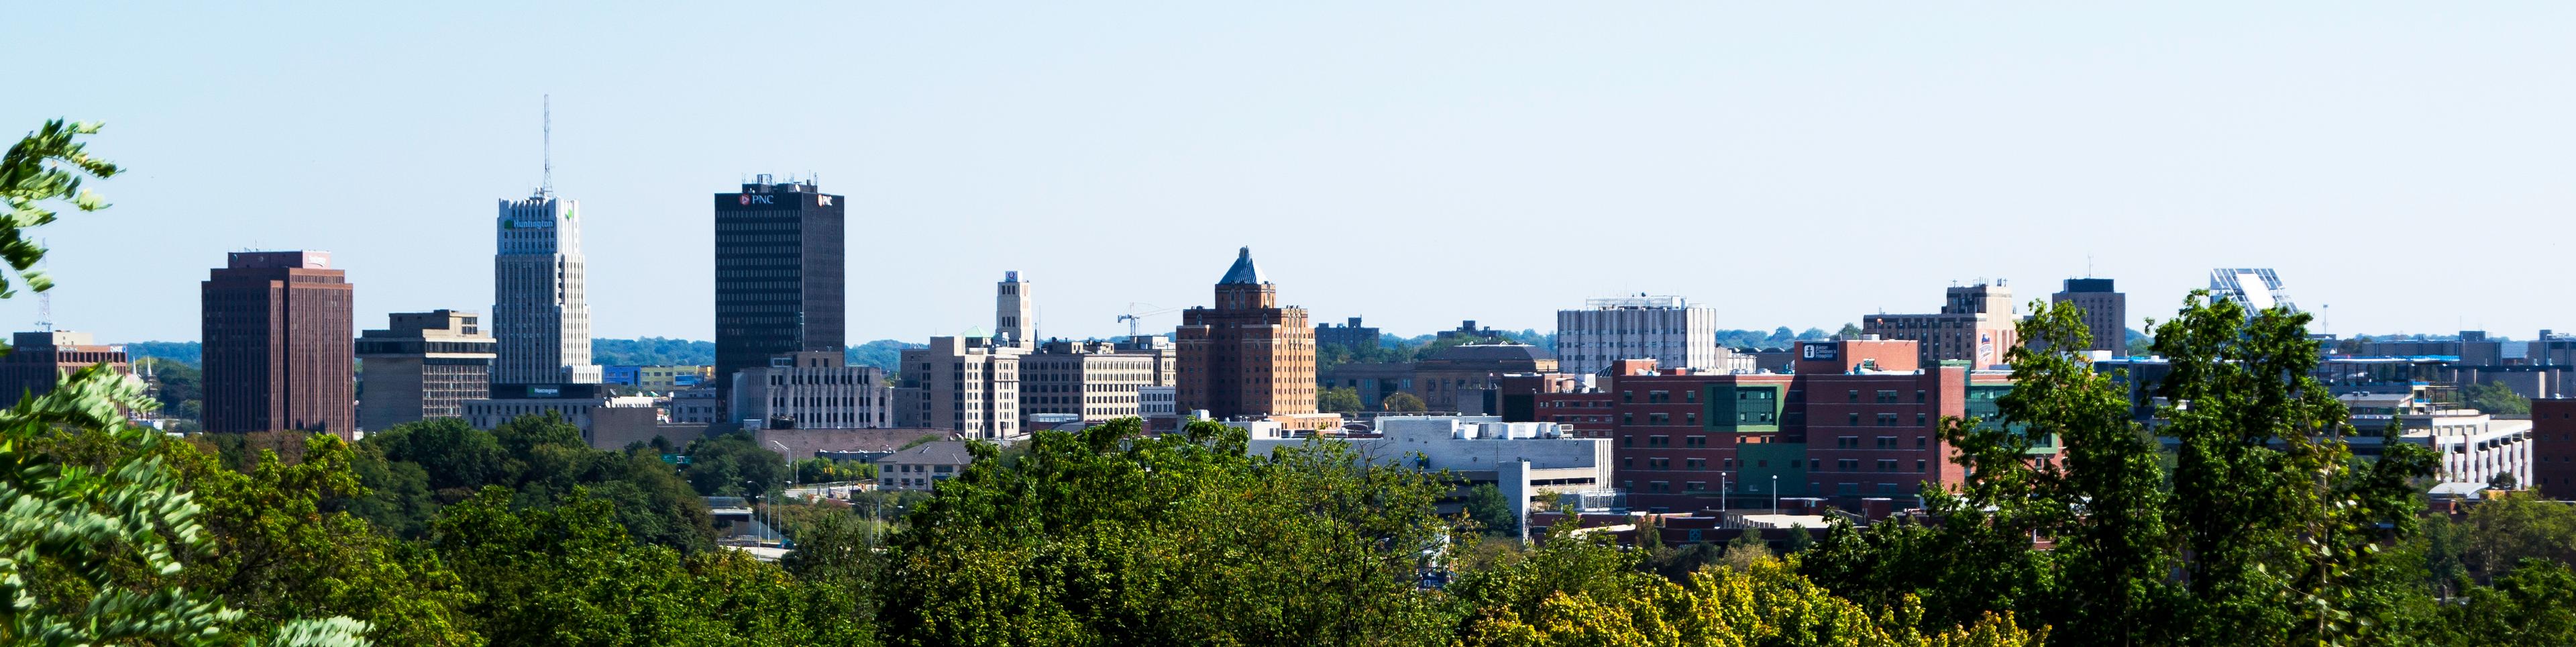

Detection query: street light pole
xmin=1719 ymin=472 xmax=1729 ymax=515
xmin=1770 ymin=475 xmax=1779 ymax=517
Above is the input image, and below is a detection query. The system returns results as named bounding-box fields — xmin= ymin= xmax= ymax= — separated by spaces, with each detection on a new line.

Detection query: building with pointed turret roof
xmin=1177 ymin=248 xmax=1323 ymax=425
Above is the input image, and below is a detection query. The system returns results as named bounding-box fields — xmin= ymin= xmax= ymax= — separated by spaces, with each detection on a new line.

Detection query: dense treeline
xmin=15 ymin=307 xmax=2576 ymax=642
xmin=14 ymin=119 xmax=2576 ymax=646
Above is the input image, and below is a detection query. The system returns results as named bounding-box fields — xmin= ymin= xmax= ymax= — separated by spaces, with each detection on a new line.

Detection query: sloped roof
xmin=875 ymin=441 xmax=974 ymax=466
xmin=1428 ymin=342 xmax=1556 ymax=363
xmin=1218 ymin=246 xmax=1263 ymax=285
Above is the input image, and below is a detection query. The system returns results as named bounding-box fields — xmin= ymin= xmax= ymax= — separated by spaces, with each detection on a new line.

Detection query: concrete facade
xmin=729 ymin=351 xmax=893 ymax=430
xmin=1018 ymin=338 xmax=1175 ymax=428
xmin=463 ymin=383 xmax=678 ymax=448
xmin=1862 ymin=282 xmax=2021 ymax=368
xmin=1177 ymin=247 xmax=1318 ymax=419
xmin=667 ymin=385 xmax=722 ymax=424
xmin=896 ymin=336 xmax=1022 ymax=440
xmin=492 ymin=193 xmax=600 ymax=387
xmin=1138 ymin=385 xmax=1177 ymax=419
xmin=1244 ymin=415 xmax=1611 ymax=488
xmin=356 ymin=310 xmax=494 ymax=432
xmin=2343 ymin=387 xmax=2532 ymax=488
xmin=201 ymin=251 xmax=355 ymax=437
xmin=995 ymin=271 xmax=1034 ymax=349
xmin=1556 ymin=295 xmax=1719 ymax=377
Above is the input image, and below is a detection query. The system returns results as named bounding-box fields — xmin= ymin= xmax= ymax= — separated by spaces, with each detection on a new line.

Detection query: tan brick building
xmin=1862 ymin=281 xmax=2021 ymax=369
xmin=1177 ymin=247 xmax=1317 ymax=421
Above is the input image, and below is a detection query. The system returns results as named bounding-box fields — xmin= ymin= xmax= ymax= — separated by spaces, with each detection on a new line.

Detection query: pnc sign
xmin=737 ymin=194 xmax=775 ymax=206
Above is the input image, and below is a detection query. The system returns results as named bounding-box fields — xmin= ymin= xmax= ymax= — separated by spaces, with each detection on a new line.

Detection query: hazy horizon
xmin=7 ymin=3 xmax=2570 ymax=345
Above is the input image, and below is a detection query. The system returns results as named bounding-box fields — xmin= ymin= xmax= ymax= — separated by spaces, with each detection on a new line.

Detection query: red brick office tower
xmin=201 ymin=251 xmax=354 ymax=438
xmin=2535 ymin=399 xmax=2576 ymax=499
xmin=1176 ymin=248 xmax=1316 ymax=419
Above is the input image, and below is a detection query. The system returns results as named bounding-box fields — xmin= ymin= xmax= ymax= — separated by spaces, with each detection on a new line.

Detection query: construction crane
xmin=1116 ymin=303 xmax=1185 ymax=339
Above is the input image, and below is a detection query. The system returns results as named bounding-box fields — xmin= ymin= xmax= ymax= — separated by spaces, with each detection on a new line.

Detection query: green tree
xmin=1808 ymin=295 xmax=2443 ymax=645
xmin=2436 ymin=559 xmax=2576 ymax=646
xmin=1383 ymin=391 xmax=1428 ymax=413
xmin=2152 ymin=295 xmax=2440 ymax=644
xmin=1462 ymin=483 xmax=1518 ymax=537
xmin=1835 ymin=323 xmax=1864 ymax=339
xmin=2465 ymin=381 xmax=2532 ymax=415
xmin=156 ymin=434 xmax=478 ymax=645
xmin=0 ymin=119 xmax=365 ymax=644
xmin=1448 ymin=528 xmax=2041 ymax=646
xmin=427 ymin=487 xmax=862 ymax=646
xmin=137 ymin=356 xmax=203 ymax=421
xmin=358 ymin=415 xmax=714 ymax=551
xmin=2458 ymin=491 xmax=2576 ymax=583
xmin=682 ymin=431 xmax=788 ymax=497
xmin=877 ymin=418 xmax=1455 ymax=646
xmin=1320 ymin=385 xmax=1366 ymax=413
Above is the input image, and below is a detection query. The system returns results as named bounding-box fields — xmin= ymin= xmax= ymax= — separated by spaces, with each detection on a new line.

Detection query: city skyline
xmin=7 ymin=3 xmax=2572 ymax=344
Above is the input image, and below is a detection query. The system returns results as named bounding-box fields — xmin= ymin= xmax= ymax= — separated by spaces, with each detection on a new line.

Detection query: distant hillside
xmin=847 ymin=339 xmax=922 ymax=370
xmin=590 ymin=337 xmax=922 ymax=371
xmin=591 ymin=337 xmax=714 ymax=366
xmin=124 ymin=341 xmax=201 ymax=367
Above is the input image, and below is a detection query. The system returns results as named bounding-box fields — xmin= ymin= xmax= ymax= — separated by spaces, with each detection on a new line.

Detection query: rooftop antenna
xmin=33 ymin=238 xmax=50 ymax=332
xmin=539 ymin=95 xmax=552 ymax=197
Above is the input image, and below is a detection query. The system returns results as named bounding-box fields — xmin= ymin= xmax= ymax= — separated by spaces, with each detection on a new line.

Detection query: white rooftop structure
xmin=2209 ymin=268 xmax=2299 ymax=314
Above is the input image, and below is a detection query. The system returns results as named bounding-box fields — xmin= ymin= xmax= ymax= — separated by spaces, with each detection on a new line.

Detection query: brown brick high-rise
xmin=202 ymin=251 xmax=354 ymax=437
xmin=1177 ymin=247 xmax=1316 ymax=419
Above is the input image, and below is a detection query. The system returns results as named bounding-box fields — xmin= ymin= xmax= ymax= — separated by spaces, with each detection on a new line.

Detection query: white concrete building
xmin=668 ymin=385 xmax=722 ymax=424
xmin=731 ymin=351 xmax=894 ymax=430
xmin=895 ymin=336 xmax=1022 ymax=440
xmin=1018 ymin=338 xmax=1177 ymax=428
xmin=996 ymin=271 xmax=1034 ymax=350
xmin=463 ymin=387 xmax=659 ymax=446
xmin=492 ymin=191 xmax=601 ymax=386
xmin=1139 ymin=385 xmax=1177 ymax=419
xmin=1556 ymin=295 xmax=1719 ymax=376
xmin=2344 ymin=389 xmax=2532 ymax=488
xmin=1241 ymin=415 xmax=1616 ymax=540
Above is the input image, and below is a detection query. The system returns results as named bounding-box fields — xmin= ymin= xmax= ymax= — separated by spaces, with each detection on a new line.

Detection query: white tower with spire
xmin=492 ymin=97 xmax=600 ymax=385
xmin=996 ymin=270 xmax=1034 ymax=349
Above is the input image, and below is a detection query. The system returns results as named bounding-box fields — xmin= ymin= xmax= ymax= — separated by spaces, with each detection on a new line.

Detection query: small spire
xmin=539 ymin=95 xmax=553 ymax=197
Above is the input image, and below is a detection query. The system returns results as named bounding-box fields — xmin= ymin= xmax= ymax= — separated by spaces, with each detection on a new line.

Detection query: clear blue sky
xmin=7 ymin=3 xmax=2571 ymax=344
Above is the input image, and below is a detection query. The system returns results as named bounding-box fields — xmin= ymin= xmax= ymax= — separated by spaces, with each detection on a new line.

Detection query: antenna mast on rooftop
xmin=33 ymin=238 xmax=50 ymax=332
xmin=539 ymin=95 xmax=552 ymax=197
